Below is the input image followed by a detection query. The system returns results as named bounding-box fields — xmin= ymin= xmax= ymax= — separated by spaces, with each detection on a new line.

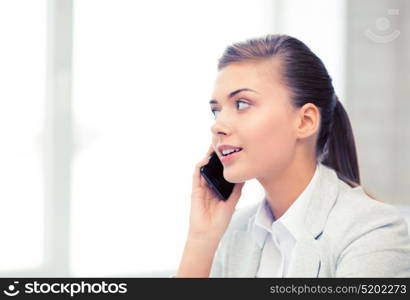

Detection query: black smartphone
xmin=200 ymin=151 xmax=235 ymax=201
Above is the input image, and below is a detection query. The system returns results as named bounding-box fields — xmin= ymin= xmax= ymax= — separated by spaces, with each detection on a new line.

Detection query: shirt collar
xmin=252 ymin=163 xmax=320 ymax=247
xmin=280 ymin=162 xmax=320 ymax=240
xmin=253 ymin=199 xmax=272 ymax=248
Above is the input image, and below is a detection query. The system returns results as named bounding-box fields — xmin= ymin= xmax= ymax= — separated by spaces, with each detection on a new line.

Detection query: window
xmin=0 ymin=0 xmax=346 ymax=277
xmin=71 ymin=0 xmax=275 ymax=276
xmin=0 ymin=0 xmax=46 ymax=273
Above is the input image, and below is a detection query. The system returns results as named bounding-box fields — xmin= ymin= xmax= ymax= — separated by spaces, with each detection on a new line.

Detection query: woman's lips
xmin=220 ymin=149 xmax=242 ymax=163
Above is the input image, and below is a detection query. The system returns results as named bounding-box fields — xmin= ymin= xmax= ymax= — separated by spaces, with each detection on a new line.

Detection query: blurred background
xmin=0 ymin=0 xmax=409 ymax=277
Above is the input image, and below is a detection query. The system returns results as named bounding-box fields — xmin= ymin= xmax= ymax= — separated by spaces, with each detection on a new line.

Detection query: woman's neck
xmin=258 ymin=158 xmax=317 ymax=220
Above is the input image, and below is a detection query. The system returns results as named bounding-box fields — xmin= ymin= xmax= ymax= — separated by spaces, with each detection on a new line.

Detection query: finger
xmin=192 ymin=161 xmax=203 ymax=189
xmin=193 ymin=144 xmax=216 ymax=187
xmin=206 ymin=143 xmax=216 ymax=157
xmin=192 ymin=159 xmax=211 ymax=190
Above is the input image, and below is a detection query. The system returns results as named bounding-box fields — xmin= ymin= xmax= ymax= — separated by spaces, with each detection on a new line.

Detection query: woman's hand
xmin=175 ymin=144 xmax=245 ymax=277
xmin=188 ymin=144 xmax=245 ymax=242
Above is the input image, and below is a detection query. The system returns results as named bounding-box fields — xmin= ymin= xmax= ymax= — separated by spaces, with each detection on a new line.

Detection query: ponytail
xmin=322 ymin=97 xmax=379 ymax=200
xmin=321 ymin=97 xmax=360 ymax=188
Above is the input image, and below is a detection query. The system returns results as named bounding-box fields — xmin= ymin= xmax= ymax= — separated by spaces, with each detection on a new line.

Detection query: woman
xmin=175 ymin=34 xmax=410 ymax=277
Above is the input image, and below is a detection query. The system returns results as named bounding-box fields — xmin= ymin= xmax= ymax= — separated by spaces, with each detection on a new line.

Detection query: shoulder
xmin=327 ymin=181 xmax=407 ymax=238
xmin=321 ymin=181 xmax=410 ymax=276
xmin=324 ymin=181 xmax=410 ymax=276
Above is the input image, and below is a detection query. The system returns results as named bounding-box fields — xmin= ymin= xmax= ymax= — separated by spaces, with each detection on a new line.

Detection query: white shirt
xmin=253 ymin=163 xmax=320 ymax=277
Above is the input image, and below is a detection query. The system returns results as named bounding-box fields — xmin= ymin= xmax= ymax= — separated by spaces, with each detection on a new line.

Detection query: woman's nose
xmin=210 ymin=121 xmax=229 ymax=136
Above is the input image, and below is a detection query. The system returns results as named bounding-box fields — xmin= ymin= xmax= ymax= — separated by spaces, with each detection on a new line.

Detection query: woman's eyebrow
xmin=209 ymin=88 xmax=259 ymax=104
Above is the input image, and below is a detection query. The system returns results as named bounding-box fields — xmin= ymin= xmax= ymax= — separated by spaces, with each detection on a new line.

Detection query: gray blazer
xmin=209 ymin=163 xmax=410 ymax=277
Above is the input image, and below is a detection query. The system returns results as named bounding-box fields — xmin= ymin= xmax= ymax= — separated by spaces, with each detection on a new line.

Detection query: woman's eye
xmin=237 ymin=100 xmax=250 ymax=110
xmin=211 ymin=99 xmax=250 ymax=117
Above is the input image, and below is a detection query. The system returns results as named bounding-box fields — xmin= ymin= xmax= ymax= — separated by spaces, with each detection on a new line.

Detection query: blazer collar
xmin=228 ymin=163 xmax=340 ymax=277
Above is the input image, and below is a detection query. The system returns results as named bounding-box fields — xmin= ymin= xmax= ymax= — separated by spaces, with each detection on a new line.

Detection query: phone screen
xmin=200 ymin=151 xmax=235 ymax=201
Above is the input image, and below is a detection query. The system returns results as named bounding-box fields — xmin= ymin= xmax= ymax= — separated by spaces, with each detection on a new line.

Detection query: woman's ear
xmin=295 ymin=103 xmax=320 ymax=139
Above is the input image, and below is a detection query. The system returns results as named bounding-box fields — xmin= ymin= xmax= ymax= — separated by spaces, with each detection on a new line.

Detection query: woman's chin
xmin=223 ymin=170 xmax=247 ymax=183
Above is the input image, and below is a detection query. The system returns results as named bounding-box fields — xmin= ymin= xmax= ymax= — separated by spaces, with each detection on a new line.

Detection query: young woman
xmin=175 ymin=34 xmax=410 ymax=277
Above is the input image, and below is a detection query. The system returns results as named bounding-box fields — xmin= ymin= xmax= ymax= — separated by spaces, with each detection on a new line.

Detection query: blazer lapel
xmin=227 ymin=230 xmax=263 ymax=277
xmin=225 ymin=163 xmax=340 ymax=278
xmin=227 ymin=226 xmax=322 ymax=277
xmin=286 ymin=163 xmax=340 ymax=277
xmin=286 ymin=236 xmax=322 ymax=277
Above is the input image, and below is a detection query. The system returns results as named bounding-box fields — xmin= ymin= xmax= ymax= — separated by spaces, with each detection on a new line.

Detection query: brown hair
xmin=217 ymin=34 xmax=378 ymax=200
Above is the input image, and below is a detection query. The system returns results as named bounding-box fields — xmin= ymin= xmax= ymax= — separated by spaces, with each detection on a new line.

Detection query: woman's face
xmin=210 ymin=59 xmax=300 ymax=183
